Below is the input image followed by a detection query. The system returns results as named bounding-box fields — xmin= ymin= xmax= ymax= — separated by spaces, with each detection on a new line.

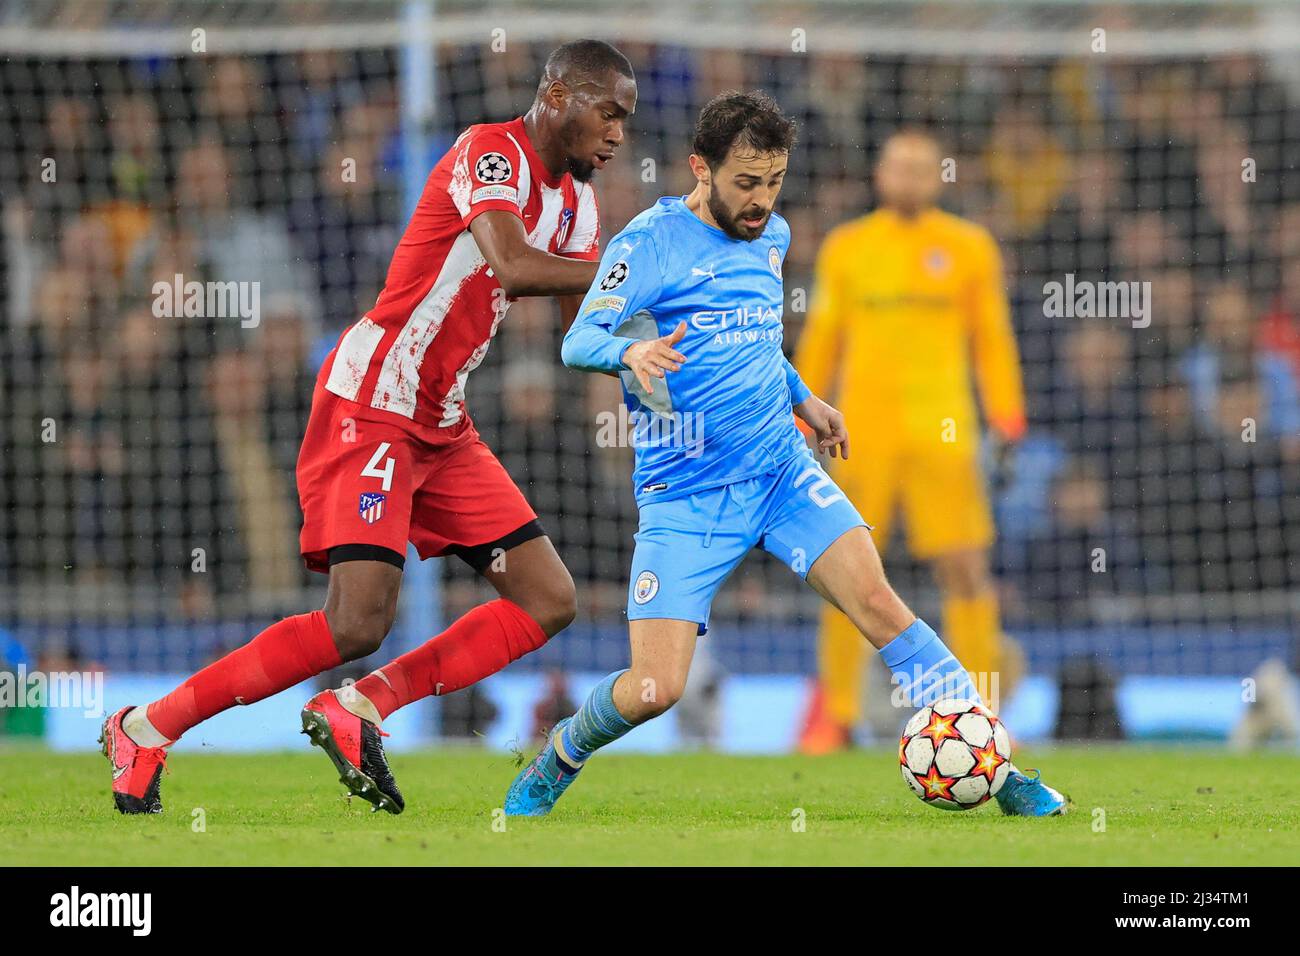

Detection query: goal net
xmin=1 ymin=0 xmax=1297 ymax=686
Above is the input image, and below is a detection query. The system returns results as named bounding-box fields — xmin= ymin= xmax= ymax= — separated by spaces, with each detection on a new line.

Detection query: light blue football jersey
xmin=561 ymin=196 xmax=811 ymax=504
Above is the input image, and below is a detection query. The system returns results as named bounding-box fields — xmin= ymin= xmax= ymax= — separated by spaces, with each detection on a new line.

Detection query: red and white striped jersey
xmin=320 ymin=116 xmax=600 ymax=435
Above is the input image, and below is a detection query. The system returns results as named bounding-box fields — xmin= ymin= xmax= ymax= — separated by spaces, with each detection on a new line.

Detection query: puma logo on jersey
xmin=691 ymin=266 xmax=717 ymax=281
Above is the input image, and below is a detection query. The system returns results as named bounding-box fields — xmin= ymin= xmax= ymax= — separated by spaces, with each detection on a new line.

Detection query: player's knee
xmin=636 ymin=674 xmax=687 ymax=719
xmin=518 ymin=573 xmax=577 ymax=638
xmin=958 ymin=564 xmax=994 ymax=598
xmin=933 ymin=551 xmax=993 ymax=599
xmin=542 ymin=580 xmax=578 ymax=637
xmin=324 ymin=598 xmax=396 ymax=661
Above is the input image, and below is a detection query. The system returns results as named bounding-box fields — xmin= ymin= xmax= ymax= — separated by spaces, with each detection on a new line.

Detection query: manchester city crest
xmin=633 ymin=570 xmax=660 ymax=605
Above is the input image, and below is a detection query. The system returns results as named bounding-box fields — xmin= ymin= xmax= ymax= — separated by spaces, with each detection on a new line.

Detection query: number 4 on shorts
xmin=361 ymin=442 xmax=396 ymax=492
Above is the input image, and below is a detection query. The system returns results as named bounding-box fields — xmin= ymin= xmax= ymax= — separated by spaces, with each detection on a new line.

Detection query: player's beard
xmin=707 ymin=187 xmax=768 ymax=242
xmin=559 ymin=116 xmax=596 ymax=183
xmin=566 ymin=154 xmax=596 ymax=183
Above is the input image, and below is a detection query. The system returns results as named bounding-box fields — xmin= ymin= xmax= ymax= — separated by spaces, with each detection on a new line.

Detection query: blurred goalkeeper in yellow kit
xmin=796 ymin=129 xmax=1027 ymax=753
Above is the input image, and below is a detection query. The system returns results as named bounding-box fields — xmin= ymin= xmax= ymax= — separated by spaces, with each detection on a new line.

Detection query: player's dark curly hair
xmin=692 ymin=90 xmax=798 ymax=168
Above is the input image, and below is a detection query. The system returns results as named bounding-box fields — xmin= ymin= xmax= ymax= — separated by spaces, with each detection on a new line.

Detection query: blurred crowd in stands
xmin=1 ymin=41 xmax=1297 ymax=647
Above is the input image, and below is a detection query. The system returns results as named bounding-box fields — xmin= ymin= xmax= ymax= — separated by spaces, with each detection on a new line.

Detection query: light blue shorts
xmin=626 ymin=448 xmax=868 ymax=632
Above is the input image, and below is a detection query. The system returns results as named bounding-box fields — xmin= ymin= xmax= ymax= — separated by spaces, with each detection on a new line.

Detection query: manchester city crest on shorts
xmin=768 ymin=246 xmax=782 ymax=278
xmin=359 ymin=492 xmax=386 ymax=524
xmin=633 ymin=570 xmax=659 ymax=605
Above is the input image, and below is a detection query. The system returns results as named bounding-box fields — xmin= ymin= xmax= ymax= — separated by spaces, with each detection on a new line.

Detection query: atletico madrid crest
xmin=556 ymin=207 xmax=574 ymax=248
xmin=359 ymin=492 xmax=386 ymax=524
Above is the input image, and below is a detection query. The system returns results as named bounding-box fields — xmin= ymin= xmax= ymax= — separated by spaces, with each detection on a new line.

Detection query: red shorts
xmin=296 ymin=386 xmax=540 ymax=574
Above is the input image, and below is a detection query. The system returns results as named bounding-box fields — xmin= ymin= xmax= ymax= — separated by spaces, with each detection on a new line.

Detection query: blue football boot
xmin=504 ymin=717 xmax=582 ymax=817
xmin=996 ymin=767 xmax=1069 ymax=816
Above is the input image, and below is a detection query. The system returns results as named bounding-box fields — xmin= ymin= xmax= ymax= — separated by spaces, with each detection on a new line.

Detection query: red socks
xmin=146 ymin=610 xmax=342 ymax=741
xmin=353 ymin=598 xmax=547 ymax=721
xmin=144 ymin=600 xmax=547 ymax=739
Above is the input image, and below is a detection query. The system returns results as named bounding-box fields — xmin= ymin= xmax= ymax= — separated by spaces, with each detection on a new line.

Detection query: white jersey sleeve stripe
xmin=436 ymin=302 xmax=510 ymax=426
xmin=447 ymin=136 xmax=474 ymax=219
xmin=370 ymin=230 xmax=485 ymax=419
xmin=504 ymin=131 xmax=531 ymax=213
xmin=324 ymin=316 xmax=387 ymax=402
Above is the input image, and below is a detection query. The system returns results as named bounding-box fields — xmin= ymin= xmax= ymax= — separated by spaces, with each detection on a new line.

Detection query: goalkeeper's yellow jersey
xmin=796 ymin=207 xmax=1025 ymax=450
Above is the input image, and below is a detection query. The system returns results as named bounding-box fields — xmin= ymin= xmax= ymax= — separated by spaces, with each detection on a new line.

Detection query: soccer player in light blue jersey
xmin=504 ymin=91 xmax=1066 ymax=817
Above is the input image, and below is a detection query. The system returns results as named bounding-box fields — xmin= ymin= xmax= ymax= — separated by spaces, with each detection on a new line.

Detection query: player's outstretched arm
xmin=470 ymin=210 xmax=599 ymax=297
xmin=561 ymin=318 xmax=687 ymax=397
xmin=620 ymin=321 xmax=687 ymax=395
xmin=560 ymin=311 xmax=641 ymax=375
xmin=794 ymin=393 xmax=850 ymax=459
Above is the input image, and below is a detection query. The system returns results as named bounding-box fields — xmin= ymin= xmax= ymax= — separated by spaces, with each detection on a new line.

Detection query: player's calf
xmin=479 ymin=535 xmax=577 ymax=639
xmin=807 ymin=528 xmax=915 ymax=650
xmin=322 ymin=559 xmax=401 ymax=662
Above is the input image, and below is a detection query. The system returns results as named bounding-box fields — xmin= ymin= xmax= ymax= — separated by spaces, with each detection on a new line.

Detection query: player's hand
xmin=986 ymin=431 xmax=1019 ymax=496
xmin=985 ymin=416 xmax=1025 ymax=496
xmin=622 ymin=321 xmax=687 ymax=395
xmin=795 ymin=394 xmax=850 ymax=459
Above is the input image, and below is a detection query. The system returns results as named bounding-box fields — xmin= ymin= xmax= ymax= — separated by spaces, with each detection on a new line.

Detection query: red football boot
xmin=99 ymin=706 xmax=170 ymax=814
xmin=301 ymin=689 xmax=404 ymax=814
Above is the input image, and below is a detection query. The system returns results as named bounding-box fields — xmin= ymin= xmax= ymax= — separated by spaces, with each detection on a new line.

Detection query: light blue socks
xmin=880 ymin=619 xmax=983 ymax=708
xmin=556 ymin=669 xmax=635 ymax=768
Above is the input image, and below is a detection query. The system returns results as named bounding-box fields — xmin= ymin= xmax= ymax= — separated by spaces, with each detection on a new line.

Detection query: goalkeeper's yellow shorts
xmin=832 ymin=441 xmax=993 ymax=557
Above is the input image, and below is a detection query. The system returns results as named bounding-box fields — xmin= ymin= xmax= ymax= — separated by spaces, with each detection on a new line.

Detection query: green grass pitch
xmin=2 ymin=746 xmax=1297 ymax=866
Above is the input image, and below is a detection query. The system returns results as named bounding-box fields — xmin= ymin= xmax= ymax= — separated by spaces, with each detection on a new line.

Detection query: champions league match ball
xmin=899 ymin=698 xmax=1012 ymax=811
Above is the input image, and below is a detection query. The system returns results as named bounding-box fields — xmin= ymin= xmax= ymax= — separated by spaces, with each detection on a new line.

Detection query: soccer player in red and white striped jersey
xmin=100 ymin=40 xmax=637 ymax=815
